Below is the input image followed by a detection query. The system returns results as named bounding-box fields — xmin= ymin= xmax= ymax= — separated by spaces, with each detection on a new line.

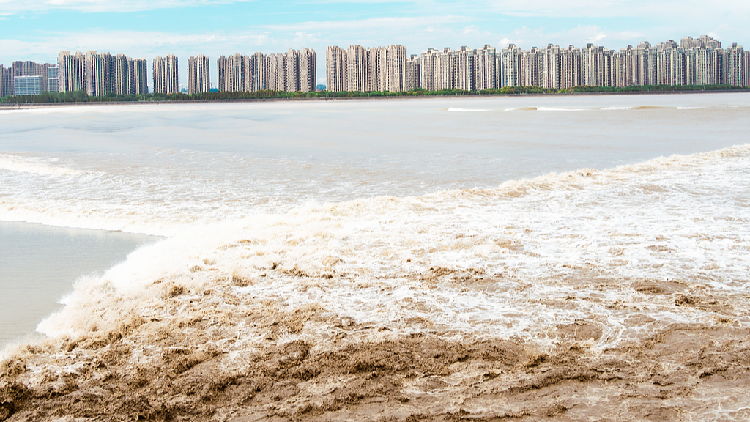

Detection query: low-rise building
xmin=14 ymin=75 xmax=42 ymax=96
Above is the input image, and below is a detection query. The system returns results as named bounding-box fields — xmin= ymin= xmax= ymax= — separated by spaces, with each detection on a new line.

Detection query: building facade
xmin=0 ymin=61 xmax=56 ymax=96
xmin=326 ymin=46 xmax=347 ymax=92
xmin=188 ymin=54 xmax=210 ymax=95
xmin=47 ymin=66 xmax=59 ymax=93
xmin=57 ymin=51 xmax=146 ymax=96
xmin=217 ymin=49 xmax=315 ymax=94
xmin=324 ymin=45 xmax=408 ymax=92
xmin=405 ymin=55 xmax=421 ymax=91
xmin=85 ymin=51 xmax=111 ymax=97
xmin=14 ymin=75 xmax=42 ymax=96
xmin=498 ymin=35 xmax=747 ymax=89
xmin=153 ymin=54 xmax=179 ymax=95
xmin=0 ymin=65 xmax=10 ymax=97
xmin=420 ymin=46 xmax=500 ymax=91
xmin=299 ymin=48 xmax=317 ymax=93
xmin=58 ymin=51 xmax=86 ymax=93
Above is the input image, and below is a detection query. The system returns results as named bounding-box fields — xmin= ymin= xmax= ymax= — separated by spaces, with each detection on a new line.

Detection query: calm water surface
xmin=0 ymin=222 xmax=156 ymax=346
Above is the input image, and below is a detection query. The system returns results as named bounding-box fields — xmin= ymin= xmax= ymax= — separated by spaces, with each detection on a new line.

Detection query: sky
xmin=1 ymin=0 xmax=747 ymax=88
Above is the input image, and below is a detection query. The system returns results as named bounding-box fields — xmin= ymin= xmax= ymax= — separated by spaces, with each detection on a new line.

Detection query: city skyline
xmin=1 ymin=33 xmax=748 ymax=98
xmin=1 ymin=0 xmax=748 ymax=89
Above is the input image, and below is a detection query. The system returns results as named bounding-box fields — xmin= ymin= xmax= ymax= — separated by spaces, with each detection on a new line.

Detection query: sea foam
xmin=28 ymin=144 xmax=750 ymax=352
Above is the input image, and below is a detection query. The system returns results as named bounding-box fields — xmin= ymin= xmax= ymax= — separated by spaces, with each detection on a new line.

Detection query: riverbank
xmin=0 ymin=222 xmax=159 ymax=349
xmin=2 ymin=87 xmax=749 ymax=109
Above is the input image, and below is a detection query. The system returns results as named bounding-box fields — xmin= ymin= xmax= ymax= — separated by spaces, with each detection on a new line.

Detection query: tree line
xmin=1 ymin=85 xmax=746 ymax=104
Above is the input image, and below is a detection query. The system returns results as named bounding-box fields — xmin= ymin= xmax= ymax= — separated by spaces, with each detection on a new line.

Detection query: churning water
xmin=1 ymin=94 xmax=748 ymax=346
xmin=2 ymin=93 xmax=750 ymax=420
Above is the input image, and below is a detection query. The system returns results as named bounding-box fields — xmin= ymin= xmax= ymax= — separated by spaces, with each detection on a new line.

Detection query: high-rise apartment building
xmin=0 ymin=61 xmax=56 ymax=96
xmin=0 ymin=65 xmax=11 ymax=97
xmin=520 ymin=47 xmax=540 ymax=87
xmin=59 ymin=51 xmax=86 ymax=93
xmin=153 ymin=54 xmax=179 ymax=95
xmin=473 ymin=45 xmax=499 ymax=90
xmin=132 ymin=59 xmax=148 ymax=95
xmin=188 ymin=54 xmax=210 ymax=94
xmin=501 ymin=44 xmax=521 ymax=87
xmin=420 ymin=48 xmax=441 ymax=91
xmin=85 ymin=51 xmax=111 ymax=97
xmin=452 ymin=47 xmax=473 ymax=91
xmin=248 ymin=52 xmax=267 ymax=91
xmin=11 ymin=61 xmax=50 ymax=93
xmin=264 ymin=54 xmax=277 ymax=91
xmin=285 ymin=49 xmax=300 ymax=93
xmin=539 ymin=44 xmax=561 ymax=89
xmin=270 ymin=53 xmax=286 ymax=91
xmin=405 ymin=55 xmax=421 ymax=91
xmin=386 ymin=45 xmax=407 ymax=92
xmin=325 ymin=45 xmax=407 ymax=92
xmin=9 ymin=34 xmax=750 ymax=100
xmin=217 ymin=49 xmax=316 ymax=94
xmin=346 ymin=45 xmax=367 ymax=92
xmin=560 ymin=46 xmax=582 ymax=88
xmin=725 ymin=43 xmax=744 ymax=87
xmin=326 ymin=46 xmax=347 ymax=92
xmin=495 ymin=35 xmax=746 ymax=90
xmin=58 ymin=51 xmax=144 ymax=96
xmin=218 ymin=53 xmax=245 ymax=92
xmin=0 ymin=61 xmax=58 ymax=96
xmin=419 ymin=46 xmax=500 ymax=91
xmin=299 ymin=48 xmax=317 ymax=93
xmin=113 ymin=54 xmax=130 ymax=95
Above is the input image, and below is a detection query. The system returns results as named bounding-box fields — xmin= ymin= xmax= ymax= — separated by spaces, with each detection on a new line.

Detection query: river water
xmin=0 ymin=92 xmax=748 ymax=350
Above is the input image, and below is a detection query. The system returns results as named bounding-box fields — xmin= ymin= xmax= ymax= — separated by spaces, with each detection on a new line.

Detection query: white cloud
xmin=0 ymin=30 xmax=269 ymax=60
xmin=0 ymin=0 xmax=253 ymax=14
xmin=266 ymin=15 xmax=472 ymax=33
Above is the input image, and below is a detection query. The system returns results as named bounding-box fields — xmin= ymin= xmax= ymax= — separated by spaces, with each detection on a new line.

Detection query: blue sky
xmin=1 ymin=0 xmax=747 ymax=88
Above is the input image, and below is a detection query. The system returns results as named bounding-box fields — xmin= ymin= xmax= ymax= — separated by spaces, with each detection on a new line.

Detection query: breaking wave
xmin=3 ymin=141 xmax=750 ymax=421
xmin=7 ymin=143 xmax=743 ymax=353
xmin=0 ymin=154 xmax=82 ymax=176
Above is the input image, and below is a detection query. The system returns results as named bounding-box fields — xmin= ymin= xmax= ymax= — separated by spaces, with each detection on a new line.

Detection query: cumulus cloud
xmin=0 ymin=0 xmax=253 ymax=13
xmin=0 ymin=30 xmax=269 ymax=61
xmin=266 ymin=15 xmax=472 ymax=33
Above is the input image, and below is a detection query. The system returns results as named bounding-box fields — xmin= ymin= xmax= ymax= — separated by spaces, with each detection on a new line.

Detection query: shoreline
xmin=0 ymin=221 xmax=159 ymax=349
xmin=2 ymin=88 xmax=749 ymax=109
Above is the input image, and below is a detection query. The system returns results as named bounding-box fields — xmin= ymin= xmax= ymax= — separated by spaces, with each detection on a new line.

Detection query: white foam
xmin=0 ymin=154 xmax=82 ymax=176
xmin=31 ymin=144 xmax=750 ymax=350
xmin=536 ymin=107 xmax=588 ymax=111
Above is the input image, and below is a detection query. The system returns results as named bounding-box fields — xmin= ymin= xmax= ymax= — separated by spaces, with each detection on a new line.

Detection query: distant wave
xmin=601 ymin=106 xmax=634 ymax=110
xmin=536 ymin=107 xmax=588 ymax=111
